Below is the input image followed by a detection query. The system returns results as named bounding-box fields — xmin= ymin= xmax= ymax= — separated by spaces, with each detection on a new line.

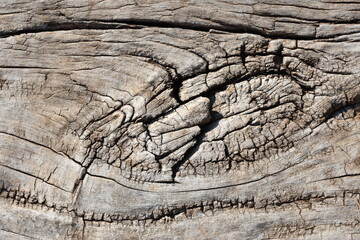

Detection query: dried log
xmin=1 ymin=1 xmax=360 ymax=239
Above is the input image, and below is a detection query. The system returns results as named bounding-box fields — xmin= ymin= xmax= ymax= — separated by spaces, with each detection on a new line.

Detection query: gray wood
xmin=1 ymin=0 xmax=360 ymax=239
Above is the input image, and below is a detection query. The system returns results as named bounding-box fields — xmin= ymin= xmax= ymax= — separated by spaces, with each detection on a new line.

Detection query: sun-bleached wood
xmin=1 ymin=1 xmax=360 ymax=239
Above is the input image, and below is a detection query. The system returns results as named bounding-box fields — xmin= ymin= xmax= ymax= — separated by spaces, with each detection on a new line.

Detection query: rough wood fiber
xmin=1 ymin=0 xmax=360 ymax=239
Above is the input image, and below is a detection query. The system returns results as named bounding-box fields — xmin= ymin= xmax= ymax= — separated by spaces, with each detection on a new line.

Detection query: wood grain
xmin=1 ymin=1 xmax=360 ymax=239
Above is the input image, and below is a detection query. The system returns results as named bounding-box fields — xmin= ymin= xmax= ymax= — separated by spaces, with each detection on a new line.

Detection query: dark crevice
xmin=0 ymin=21 xmax=142 ymax=38
xmin=327 ymin=102 xmax=360 ymax=121
xmin=1 ymin=184 xmax=359 ymax=225
xmin=312 ymin=173 xmax=360 ymax=183
xmin=169 ymin=70 xmax=183 ymax=105
xmin=0 ymin=19 xmax=326 ymax=41
xmin=0 ymin=66 xmax=55 ymax=69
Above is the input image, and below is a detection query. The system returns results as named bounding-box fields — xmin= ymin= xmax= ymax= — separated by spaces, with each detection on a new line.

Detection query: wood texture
xmin=1 ymin=1 xmax=360 ymax=239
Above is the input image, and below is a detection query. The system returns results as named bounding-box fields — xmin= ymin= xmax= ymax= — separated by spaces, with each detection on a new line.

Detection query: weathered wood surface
xmin=1 ymin=1 xmax=360 ymax=239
